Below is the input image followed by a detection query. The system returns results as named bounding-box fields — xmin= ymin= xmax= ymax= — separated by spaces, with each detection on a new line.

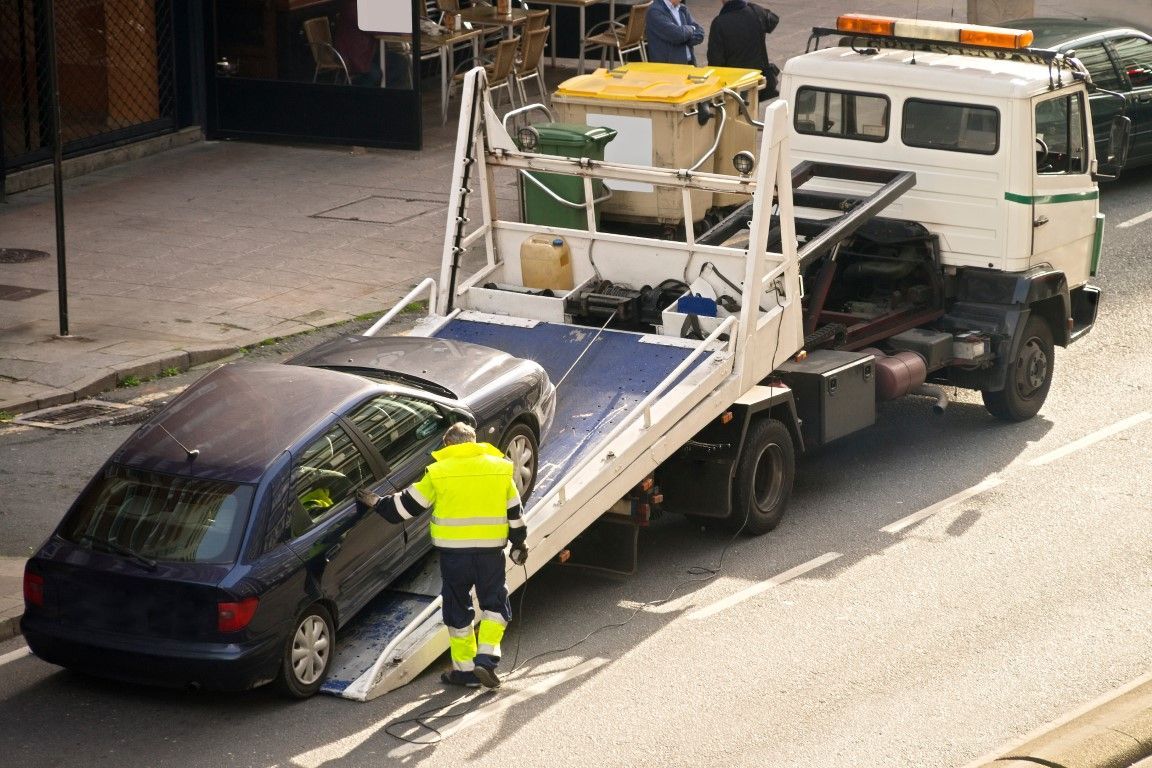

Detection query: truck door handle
xmin=1033 ymin=215 xmax=1049 ymax=228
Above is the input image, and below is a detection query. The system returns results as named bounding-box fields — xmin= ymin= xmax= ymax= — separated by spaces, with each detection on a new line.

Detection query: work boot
xmin=441 ymin=670 xmax=480 ymax=688
xmin=472 ymin=665 xmax=500 ymax=689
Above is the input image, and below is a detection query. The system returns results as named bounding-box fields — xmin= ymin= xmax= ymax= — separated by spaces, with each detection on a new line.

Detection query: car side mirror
xmin=1095 ymin=114 xmax=1132 ymax=180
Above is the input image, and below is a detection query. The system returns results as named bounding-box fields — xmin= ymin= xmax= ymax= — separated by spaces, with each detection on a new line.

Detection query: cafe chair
xmin=513 ymin=26 xmax=550 ymax=105
xmin=581 ymin=1 xmax=650 ymax=73
xmin=448 ymin=36 xmax=520 ymax=117
xmin=525 ymin=9 xmax=548 ymax=31
xmin=303 ymin=17 xmax=351 ymax=84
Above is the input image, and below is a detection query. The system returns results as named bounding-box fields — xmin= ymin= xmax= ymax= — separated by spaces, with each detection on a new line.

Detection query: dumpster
xmin=551 ymin=63 xmax=764 ymax=226
xmin=519 ymin=123 xmax=617 ymax=231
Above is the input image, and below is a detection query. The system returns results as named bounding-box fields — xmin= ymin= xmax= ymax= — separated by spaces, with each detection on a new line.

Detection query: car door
xmin=344 ymin=393 xmax=451 ymax=561
xmin=1105 ymin=34 xmax=1152 ymax=167
xmin=286 ymin=421 xmax=403 ymax=621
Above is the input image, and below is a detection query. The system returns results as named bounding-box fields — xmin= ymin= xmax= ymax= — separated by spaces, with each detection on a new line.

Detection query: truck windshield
xmin=60 ymin=464 xmax=253 ymax=564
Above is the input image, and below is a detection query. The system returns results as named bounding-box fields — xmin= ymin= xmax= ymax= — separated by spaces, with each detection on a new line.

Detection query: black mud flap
xmin=1069 ymin=284 xmax=1101 ymax=342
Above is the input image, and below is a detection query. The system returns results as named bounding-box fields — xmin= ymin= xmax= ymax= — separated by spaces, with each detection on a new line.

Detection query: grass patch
xmin=158 ymin=366 xmax=181 ymax=378
xmin=119 ymin=375 xmax=141 ymax=388
xmin=0 ymin=411 xmax=13 ymax=422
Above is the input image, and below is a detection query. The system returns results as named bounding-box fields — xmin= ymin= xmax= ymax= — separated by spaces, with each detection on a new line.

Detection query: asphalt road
xmin=1 ymin=175 xmax=1150 ymax=767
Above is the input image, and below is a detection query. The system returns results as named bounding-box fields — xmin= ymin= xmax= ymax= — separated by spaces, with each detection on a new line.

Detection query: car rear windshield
xmin=60 ymin=464 xmax=254 ymax=564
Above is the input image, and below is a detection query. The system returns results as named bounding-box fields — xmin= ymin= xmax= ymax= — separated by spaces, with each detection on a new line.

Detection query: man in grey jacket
xmin=645 ymin=0 xmax=705 ymax=65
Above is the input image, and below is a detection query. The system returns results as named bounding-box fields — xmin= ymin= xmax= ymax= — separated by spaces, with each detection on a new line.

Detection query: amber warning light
xmin=835 ymin=14 xmax=1034 ymax=49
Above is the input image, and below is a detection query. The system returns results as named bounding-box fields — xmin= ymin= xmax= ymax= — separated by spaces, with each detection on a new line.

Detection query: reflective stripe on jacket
xmin=414 ymin=442 xmax=521 ymax=550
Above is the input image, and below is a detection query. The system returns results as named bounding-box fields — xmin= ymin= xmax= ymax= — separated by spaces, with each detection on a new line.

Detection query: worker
xmin=645 ymin=0 xmax=705 ymax=65
xmin=356 ymin=422 xmax=528 ymax=689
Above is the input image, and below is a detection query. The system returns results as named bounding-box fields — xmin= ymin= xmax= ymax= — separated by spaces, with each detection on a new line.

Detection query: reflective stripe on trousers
xmin=448 ymin=624 xmax=477 ymax=672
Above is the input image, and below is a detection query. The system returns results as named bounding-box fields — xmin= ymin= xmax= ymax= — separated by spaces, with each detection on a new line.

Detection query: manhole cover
xmin=0 ymin=284 xmax=48 ymax=301
xmin=0 ymin=248 xmax=50 ymax=264
xmin=315 ymin=195 xmax=448 ymax=225
xmin=13 ymin=400 xmax=148 ymax=430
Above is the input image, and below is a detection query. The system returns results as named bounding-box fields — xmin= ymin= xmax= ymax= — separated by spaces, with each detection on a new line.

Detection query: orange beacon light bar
xmin=835 ymin=14 xmax=1034 ymax=49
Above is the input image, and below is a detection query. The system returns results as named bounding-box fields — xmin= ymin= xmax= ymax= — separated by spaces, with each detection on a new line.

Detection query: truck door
xmin=1030 ymin=91 xmax=1097 ymax=287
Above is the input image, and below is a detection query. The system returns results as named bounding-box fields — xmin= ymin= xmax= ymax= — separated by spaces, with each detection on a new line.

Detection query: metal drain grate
xmin=0 ymin=248 xmax=50 ymax=264
xmin=14 ymin=400 xmax=148 ymax=430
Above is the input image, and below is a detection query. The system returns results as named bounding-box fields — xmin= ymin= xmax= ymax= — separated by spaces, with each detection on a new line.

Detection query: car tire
xmin=276 ymin=603 xmax=334 ymax=699
xmin=500 ymin=422 xmax=539 ymax=500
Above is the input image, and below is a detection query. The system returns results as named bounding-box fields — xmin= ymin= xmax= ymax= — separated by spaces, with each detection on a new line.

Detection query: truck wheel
xmin=730 ymin=418 xmax=795 ymax=535
xmin=982 ymin=314 xmax=1054 ymax=422
xmin=276 ymin=604 xmax=334 ymax=699
xmin=500 ymin=422 xmax=539 ymax=499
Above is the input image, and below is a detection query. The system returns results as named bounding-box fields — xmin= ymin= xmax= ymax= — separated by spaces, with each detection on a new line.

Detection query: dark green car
xmin=1005 ymin=18 xmax=1152 ymax=173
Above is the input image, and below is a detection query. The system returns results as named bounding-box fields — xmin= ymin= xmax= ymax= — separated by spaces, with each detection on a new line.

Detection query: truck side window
xmin=902 ymin=99 xmax=999 ymax=154
xmin=794 ymin=87 xmax=889 ymax=142
xmin=1034 ymin=94 xmax=1088 ymax=175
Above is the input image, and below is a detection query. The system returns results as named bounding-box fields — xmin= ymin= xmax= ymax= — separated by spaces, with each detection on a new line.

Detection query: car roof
xmin=114 ymin=362 xmax=379 ymax=483
xmin=1002 ymin=17 xmax=1149 ymax=49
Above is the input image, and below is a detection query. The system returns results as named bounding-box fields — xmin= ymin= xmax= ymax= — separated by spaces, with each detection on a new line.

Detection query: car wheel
xmin=500 ymin=422 xmax=539 ymax=499
xmin=276 ymin=603 xmax=334 ymax=699
xmin=982 ymin=314 xmax=1054 ymax=422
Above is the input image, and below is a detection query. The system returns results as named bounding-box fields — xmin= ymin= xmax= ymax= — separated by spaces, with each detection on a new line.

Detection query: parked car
xmin=21 ymin=335 xmax=555 ymax=697
xmin=1004 ymin=17 xmax=1152 ymax=172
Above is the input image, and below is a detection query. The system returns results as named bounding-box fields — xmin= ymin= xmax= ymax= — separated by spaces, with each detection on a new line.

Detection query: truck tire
xmin=982 ymin=314 xmax=1054 ymax=422
xmin=730 ymin=418 xmax=795 ymax=535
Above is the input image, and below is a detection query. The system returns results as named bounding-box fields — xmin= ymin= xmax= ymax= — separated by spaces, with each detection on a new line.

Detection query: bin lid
xmin=532 ymin=122 xmax=618 ymax=147
xmin=554 ymin=63 xmax=763 ymax=104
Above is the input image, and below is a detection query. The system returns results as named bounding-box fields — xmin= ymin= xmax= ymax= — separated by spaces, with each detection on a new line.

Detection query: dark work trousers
xmin=439 ymin=549 xmax=512 ymax=629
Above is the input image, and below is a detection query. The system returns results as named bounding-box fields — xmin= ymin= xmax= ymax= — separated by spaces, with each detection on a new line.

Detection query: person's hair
xmin=443 ymin=422 xmax=477 ymax=446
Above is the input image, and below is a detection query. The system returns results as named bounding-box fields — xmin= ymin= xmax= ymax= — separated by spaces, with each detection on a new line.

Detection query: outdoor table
xmin=457 ymin=5 xmax=530 ymax=38
xmin=376 ymin=27 xmax=484 ymax=124
xmin=525 ymin=0 xmax=604 ymax=71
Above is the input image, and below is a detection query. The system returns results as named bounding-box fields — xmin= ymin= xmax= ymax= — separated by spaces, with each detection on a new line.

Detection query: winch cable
xmin=554 ymin=309 xmax=617 ymax=389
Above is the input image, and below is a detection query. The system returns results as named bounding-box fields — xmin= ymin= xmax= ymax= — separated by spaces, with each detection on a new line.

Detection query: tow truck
xmin=318 ymin=14 xmax=1115 ymax=701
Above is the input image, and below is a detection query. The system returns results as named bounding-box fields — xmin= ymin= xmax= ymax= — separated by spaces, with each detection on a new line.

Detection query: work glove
xmin=356 ymin=488 xmax=382 ymax=510
xmin=509 ymin=543 xmax=529 ymax=566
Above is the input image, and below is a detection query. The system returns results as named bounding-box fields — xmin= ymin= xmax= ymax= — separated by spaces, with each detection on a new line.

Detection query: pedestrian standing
xmin=357 ymin=422 xmax=528 ymax=689
xmin=707 ymin=0 xmax=781 ymax=96
xmin=645 ymin=0 xmax=706 ymax=65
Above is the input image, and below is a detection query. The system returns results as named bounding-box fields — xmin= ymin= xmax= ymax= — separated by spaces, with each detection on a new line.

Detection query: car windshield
xmin=60 ymin=464 xmax=253 ymax=564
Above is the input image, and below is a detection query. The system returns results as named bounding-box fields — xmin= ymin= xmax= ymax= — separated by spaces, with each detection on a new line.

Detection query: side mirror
xmin=1095 ymin=114 xmax=1132 ymax=180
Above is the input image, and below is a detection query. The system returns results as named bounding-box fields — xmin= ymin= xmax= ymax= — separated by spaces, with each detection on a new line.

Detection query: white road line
xmin=687 ymin=552 xmax=842 ymax=621
xmin=881 ymin=475 xmax=1004 ymax=534
xmin=1028 ymin=412 xmax=1151 ymax=466
xmin=1117 ymin=209 xmax=1152 ymax=228
xmin=0 ymin=647 xmax=30 ymax=667
xmin=290 ymin=658 xmax=607 ymax=767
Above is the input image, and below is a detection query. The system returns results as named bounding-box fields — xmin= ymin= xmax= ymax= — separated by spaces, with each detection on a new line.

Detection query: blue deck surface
xmin=321 ymin=590 xmax=436 ymax=695
xmin=435 ymin=318 xmax=704 ymax=502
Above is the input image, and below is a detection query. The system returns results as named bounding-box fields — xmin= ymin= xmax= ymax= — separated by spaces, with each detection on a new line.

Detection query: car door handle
xmin=1033 ymin=215 xmax=1049 ymax=228
xmin=325 ymin=542 xmax=343 ymax=562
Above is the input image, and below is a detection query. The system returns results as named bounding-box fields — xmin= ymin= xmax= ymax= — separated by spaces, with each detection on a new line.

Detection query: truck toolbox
xmin=776 ymin=351 xmax=876 ymax=448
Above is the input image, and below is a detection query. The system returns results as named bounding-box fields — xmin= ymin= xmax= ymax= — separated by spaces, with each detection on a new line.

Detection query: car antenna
xmin=158 ymin=423 xmax=200 ymax=460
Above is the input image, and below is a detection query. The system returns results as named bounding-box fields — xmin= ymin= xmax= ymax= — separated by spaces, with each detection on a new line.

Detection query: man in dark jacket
xmin=707 ymin=0 xmax=780 ymax=95
xmin=646 ymin=0 xmax=706 ymax=65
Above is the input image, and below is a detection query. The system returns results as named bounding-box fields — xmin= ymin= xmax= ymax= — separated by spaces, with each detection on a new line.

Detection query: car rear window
xmin=60 ymin=464 xmax=253 ymax=563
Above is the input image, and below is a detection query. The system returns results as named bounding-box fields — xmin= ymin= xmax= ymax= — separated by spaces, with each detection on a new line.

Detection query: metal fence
xmin=0 ymin=0 xmax=177 ymax=174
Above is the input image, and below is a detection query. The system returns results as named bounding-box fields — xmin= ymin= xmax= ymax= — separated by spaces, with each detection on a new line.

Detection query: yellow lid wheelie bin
xmin=551 ymin=63 xmax=763 ymax=227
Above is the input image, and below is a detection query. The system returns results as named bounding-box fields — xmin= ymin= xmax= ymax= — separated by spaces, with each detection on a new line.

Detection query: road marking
xmin=687 ymin=552 xmax=842 ymax=621
xmin=290 ymin=658 xmax=606 ymax=767
xmin=0 ymin=647 xmax=30 ymax=667
xmin=1117 ymin=209 xmax=1152 ymax=228
xmin=881 ymin=475 xmax=1004 ymax=534
xmin=1028 ymin=412 xmax=1151 ymax=466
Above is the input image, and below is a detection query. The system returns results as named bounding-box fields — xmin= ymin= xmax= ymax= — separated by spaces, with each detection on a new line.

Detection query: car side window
xmin=1072 ymin=42 xmax=1123 ymax=91
xmin=290 ymin=424 xmax=375 ymax=529
xmin=1109 ymin=36 xmax=1152 ymax=89
xmin=1034 ymin=93 xmax=1088 ymax=175
xmin=347 ymin=394 xmax=448 ymax=468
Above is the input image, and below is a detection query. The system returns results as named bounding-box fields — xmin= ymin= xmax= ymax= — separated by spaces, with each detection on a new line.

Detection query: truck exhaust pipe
xmin=913 ymin=384 xmax=949 ymax=415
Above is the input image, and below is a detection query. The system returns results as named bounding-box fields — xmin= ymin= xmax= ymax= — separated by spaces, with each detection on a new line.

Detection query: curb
xmin=969 ymin=674 xmax=1152 ymax=768
xmin=0 ymin=615 xmax=20 ymax=643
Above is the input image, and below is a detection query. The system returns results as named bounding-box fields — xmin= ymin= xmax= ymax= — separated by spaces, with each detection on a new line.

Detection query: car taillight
xmin=24 ymin=571 xmax=44 ymax=607
xmin=217 ymin=596 xmax=259 ymax=633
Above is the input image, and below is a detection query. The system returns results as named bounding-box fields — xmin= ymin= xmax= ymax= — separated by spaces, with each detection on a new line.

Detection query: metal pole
xmin=43 ymin=0 xmax=68 ymax=336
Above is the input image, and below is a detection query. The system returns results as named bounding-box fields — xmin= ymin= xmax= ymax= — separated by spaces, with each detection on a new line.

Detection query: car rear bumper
xmin=21 ymin=615 xmax=283 ymax=692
